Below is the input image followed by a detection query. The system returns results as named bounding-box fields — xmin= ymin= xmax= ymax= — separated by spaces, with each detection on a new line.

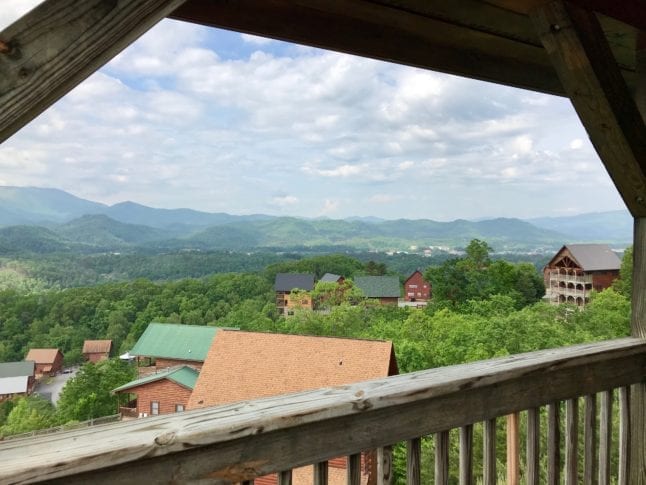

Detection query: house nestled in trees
xmin=24 ymin=348 xmax=63 ymax=377
xmin=353 ymin=276 xmax=400 ymax=305
xmin=274 ymin=273 xmax=315 ymax=316
xmin=543 ymin=244 xmax=621 ymax=306
xmin=404 ymin=270 xmax=431 ymax=303
xmin=113 ymin=365 xmax=198 ymax=418
xmin=0 ymin=361 xmax=35 ymax=401
xmin=82 ymin=340 xmax=113 ymax=363
xmin=187 ymin=330 xmax=398 ymax=485
xmin=129 ymin=323 xmax=220 ymax=376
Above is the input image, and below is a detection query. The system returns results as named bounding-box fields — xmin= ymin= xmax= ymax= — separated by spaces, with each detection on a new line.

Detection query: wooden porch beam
xmin=0 ymin=0 xmax=188 ymax=144
xmin=531 ymin=1 xmax=646 ymax=217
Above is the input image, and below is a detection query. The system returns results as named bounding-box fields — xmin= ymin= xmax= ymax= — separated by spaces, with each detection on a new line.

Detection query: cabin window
xmin=151 ymin=401 xmax=160 ymax=415
xmin=175 ymin=404 xmax=185 ymax=412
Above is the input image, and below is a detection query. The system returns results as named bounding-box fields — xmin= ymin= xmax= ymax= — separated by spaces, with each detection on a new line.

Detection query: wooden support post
xmin=435 ymin=431 xmax=449 ymax=485
xmin=584 ymin=394 xmax=598 ymax=485
xmin=347 ymin=454 xmax=361 ymax=485
xmin=599 ymin=390 xmax=613 ymax=485
xmin=483 ymin=419 xmax=496 ymax=485
xmin=547 ymin=403 xmax=560 ymax=485
xmin=565 ymin=399 xmax=579 ymax=485
xmin=526 ymin=408 xmax=540 ymax=485
xmin=506 ymin=413 xmax=519 ymax=485
xmin=619 ymin=387 xmax=631 ymax=485
xmin=377 ymin=446 xmax=393 ymax=485
xmin=313 ymin=461 xmax=328 ymax=485
xmin=459 ymin=425 xmax=473 ymax=485
xmin=630 ymin=33 xmax=646 ymax=485
xmin=0 ymin=0 xmax=188 ymax=143
xmin=406 ymin=438 xmax=421 ymax=485
xmin=531 ymin=1 xmax=646 ymax=218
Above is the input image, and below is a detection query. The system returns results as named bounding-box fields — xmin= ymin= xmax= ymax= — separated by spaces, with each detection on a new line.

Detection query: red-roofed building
xmin=25 ymin=348 xmax=64 ymax=377
xmin=82 ymin=340 xmax=113 ymax=362
xmin=188 ymin=330 xmax=398 ymax=485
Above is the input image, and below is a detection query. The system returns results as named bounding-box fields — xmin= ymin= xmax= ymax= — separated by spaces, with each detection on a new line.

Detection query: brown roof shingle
xmin=82 ymin=340 xmax=112 ymax=354
xmin=25 ymin=348 xmax=62 ymax=364
xmin=187 ymin=330 xmax=397 ymax=410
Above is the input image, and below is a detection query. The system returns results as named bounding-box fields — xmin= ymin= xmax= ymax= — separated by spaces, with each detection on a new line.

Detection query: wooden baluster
xmin=347 ymin=454 xmax=361 ymax=485
xmin=435 ymin=431 xmax=449 ymax=485
xmin=584 ymin=394 xmax=598 ymax=485
xmin=547 ymin=402 xmax=561 ymax=485
xmin=407 ymin=438 xmax=421 ymax=485
xmin=598 ymin=390 xmax=613 ymax=485
xmin=526 ymin=408 xmax=540 ymax=485
xmin=278 ymin=470 xmax=292 ymax=485
xmin=314 ymin=461 xmax=328 ymax=485
xmin=565 ymin=398 xmax=579 ymax=485
xmin=377 ymin=446 xmax=393 ymax=485
xmin=483 ymin=418 xmax=496 ymax=485
xmin=459 ymin=425 xmax=473 ymax=485
xmin=506 ymin=413 xmax=520 ymax=485
xmin=618 ymin=387 xmax=631 ymax=485
xmin=242 ymin=481 xmax=254 ymax=485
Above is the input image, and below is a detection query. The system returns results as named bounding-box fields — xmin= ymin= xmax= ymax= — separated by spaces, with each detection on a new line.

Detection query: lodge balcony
xmin=1 ymin=337 xmax=644 ymax=484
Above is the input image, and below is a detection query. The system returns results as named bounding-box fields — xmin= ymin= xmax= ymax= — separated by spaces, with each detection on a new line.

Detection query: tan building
xmin=188 ymin=330 xmax=398 ymax=485
xmin=82 ymin=340 xmax=113 ymax=363
xmin=25 ymin=348 xmax=64 ymax=377
xmin=544 ymin=244 xmax=621 ymax=306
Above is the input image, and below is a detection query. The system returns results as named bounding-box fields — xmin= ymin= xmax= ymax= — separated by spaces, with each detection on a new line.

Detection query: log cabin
xmin=0 ymin=1 xmax=645 ymax=483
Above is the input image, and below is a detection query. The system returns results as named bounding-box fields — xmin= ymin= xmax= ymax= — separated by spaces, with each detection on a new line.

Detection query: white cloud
xmin=0 ymin=17 xmax=624 ymax=219
xmin=272 ymin=195 xmax=299 ymax=206
xmin=241 ymin=33 xmax=274 ymax=45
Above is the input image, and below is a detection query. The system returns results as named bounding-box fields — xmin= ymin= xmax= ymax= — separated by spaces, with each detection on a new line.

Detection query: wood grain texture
xmin=547 ymin=402 xmax=561 ymax=485
xmin=598 ymin=390 xmax=612 ymax=485
xmin=506 ymin=413 xmax=519 ymax=485
xmin=565 ymin=398 xmax=579 ymax=485
xmin=459 ymin=425 xmax=473 ymax=485
xmin=526 ymin=408 xmax=540 ymax=485
xmin=619 ymin=386 xmax=631 ymax=485
xmin=435 ymin=431 xmax=449 ymax=485
xmin=584 ymin=394 xmax=598 ymax=485
xmin=406 ymin=437 xmax=421 ymax=485
xmin=483 ymin=419 xmax=496 ymax=485
xmin=0 ymin=339 xmax=644 ymax=484
xmin=347 ymin=454 xmax=361 ymax=485
xmin=0 ymin=0 xmax=187 ymax=143
xmin=531 ymin=1 xmax=646 ymax=217
xmin=377 ymin=446 xmax=393 ymax=485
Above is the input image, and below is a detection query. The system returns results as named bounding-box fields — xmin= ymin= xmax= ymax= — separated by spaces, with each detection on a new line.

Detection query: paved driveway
xmin=34 ymin=367 xmax=78 ymax=405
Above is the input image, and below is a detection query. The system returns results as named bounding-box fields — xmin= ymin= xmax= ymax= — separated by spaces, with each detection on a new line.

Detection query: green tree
xmin=612 ymin=246 xmax=633 ymax=298
xmin=57 ymin=359 xmax=136 ymax=423
xmin=0 ymin=395 xmax=57 ymax=437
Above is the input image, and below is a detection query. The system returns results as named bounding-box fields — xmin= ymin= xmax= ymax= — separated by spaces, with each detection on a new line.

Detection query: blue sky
xmin=0 ymin=2 xmax=627 ymax=221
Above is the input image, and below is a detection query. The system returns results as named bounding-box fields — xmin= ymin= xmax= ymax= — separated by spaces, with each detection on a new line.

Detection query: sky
xmin=0 ymin=2 xmax=627 ymax=221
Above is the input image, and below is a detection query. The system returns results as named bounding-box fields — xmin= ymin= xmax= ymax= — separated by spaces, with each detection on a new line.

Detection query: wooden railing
xmin=0 ymin=338 xmax=644 ymax=484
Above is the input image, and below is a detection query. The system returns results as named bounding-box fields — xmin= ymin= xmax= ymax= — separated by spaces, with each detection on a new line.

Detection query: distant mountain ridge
xmin=0 ymin=186 xmax=632 ymax=253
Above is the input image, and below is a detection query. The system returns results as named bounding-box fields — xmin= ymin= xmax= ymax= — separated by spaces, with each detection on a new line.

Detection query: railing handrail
xmin=1 ymin=337 xmax=644 ymax=484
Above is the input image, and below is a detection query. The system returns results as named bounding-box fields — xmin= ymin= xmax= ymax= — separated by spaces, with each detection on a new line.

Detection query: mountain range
xmin=0 ymin=186 xmax=632 ymax=254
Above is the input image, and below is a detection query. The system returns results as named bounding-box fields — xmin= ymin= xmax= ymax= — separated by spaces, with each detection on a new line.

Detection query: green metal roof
xmin=354 ymin=276 xmax=401 ymax=298
xmin=0 ymin=361 xmax=34 ymax=378
xmin=112 ymin=365 xmax=199 ymax=393
xmin=130 ymin=323 xmax=219 ymax=361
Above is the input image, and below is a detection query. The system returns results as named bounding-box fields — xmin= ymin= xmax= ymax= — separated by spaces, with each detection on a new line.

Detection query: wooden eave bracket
xmin=0 ymin=0 xmax=188 ymax=144
xmin=531 ymin=1 xmax=646 ymax=217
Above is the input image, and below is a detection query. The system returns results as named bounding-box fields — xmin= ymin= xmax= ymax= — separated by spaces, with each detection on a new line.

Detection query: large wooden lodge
xmin=1 ymin=0 xmax=645 ymax=483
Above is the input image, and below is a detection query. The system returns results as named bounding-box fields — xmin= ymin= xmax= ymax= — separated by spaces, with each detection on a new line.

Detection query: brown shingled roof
xmin=187 ymin=330 xmax=398 ymax=410
xmin=82 ymin=340 xmax=112 ymax=354
xmin=25 ymin=348 xmax=62 ymax=364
